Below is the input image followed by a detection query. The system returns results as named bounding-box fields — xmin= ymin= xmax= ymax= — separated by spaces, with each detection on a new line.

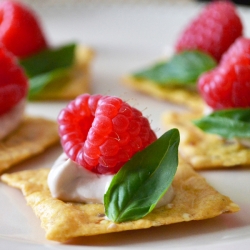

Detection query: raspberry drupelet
xmin=58 ymin=94 xmax=157 ymax=174
xmin=175 ymin=1 xmax=243 ymax=62
xmin=198 ymin=37 xmax=250 ymax=110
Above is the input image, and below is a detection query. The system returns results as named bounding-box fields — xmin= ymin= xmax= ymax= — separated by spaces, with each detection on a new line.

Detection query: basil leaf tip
xmin=104 ymin=128 xmax=180 ymax=223
xmin=133 ymin=50 xmax=216 ymax=87
xmin=193 ymin=108 xmax=250 ymax=139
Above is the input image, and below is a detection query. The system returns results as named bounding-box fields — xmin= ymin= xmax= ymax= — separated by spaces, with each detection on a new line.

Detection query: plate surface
xmin=1 ymin=1 xmax=250 ymax=249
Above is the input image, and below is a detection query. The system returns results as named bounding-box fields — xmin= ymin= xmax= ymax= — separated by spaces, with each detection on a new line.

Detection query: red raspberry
xmin=0 ymin=0 xmax=48 ymax=58
xmin=198 ymin=37 xmax=250 ymax=110
xmin=58 ymin=94 xmax=157 ymax=174
xmin=0 ymin=44 xmax=28 ymax=115
xmin=175 ymin=1 xmax=243 ymax=62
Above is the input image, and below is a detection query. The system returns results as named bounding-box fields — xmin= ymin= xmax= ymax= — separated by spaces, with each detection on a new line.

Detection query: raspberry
xmin=0 ymin=44 xmax=28 ymax=115
xmin=58 ymin=94 xmax=157 ymax=174
xmin=0 ymin=0 xmax=48 ymax=58
xmin=175 ymin=1 xmax=242 ymax=62
xmin=198 ymin=37 xmax=250 ymax=110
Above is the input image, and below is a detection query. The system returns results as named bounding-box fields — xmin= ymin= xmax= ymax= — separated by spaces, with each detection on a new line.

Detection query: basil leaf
xmin=19 ymin=43 xmax=76 ymax=98
xmin=133 ymin=50 xmax=216 ymax=86
xmin=104 ymin=128 xmax=180 ymax=223
xmin=28 ymin=68 xmax=70 ymax=98
xmin=193 ymin=108 xmax=250 ymax=139
xmin=19 ymin=43 xmax=76 ymax=77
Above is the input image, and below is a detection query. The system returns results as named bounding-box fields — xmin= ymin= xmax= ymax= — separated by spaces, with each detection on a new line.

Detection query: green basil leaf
xmin=19 ymin=43 xmax=76 ymax=98
xmin=19 ymin=43 xmax=76 ymax=77
xmin=104 ymin=128 xmax=180 ymax=223
xmin=28 ymin=68 xmax=70 ymax=98
xmin=133 ymin=50 xmax=216 ymax=86
xmin=193 ymin=108 xmax=250 ymax=139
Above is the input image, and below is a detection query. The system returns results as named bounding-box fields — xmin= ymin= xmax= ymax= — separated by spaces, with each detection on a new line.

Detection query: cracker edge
xmin=122 ymin=75 xmax=204 ymax=111
xmin=1 ymin=157 xmax=239 ymax=242
xmin=0 ymin=116 xmax=59 ymax=174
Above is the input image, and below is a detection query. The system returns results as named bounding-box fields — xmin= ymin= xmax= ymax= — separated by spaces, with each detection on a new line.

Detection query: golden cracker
xmin=31 ymin=45 xmax=94 ymax=100
xmin=122 ymin=75 xmax=204 ymax=111
xmin=163 ymin=111 xmax=250 ymax=169
xmin=1 ymin=158 xmax=239 ymax=242
xmin=0 ymin=116 xmax=59 ymax=174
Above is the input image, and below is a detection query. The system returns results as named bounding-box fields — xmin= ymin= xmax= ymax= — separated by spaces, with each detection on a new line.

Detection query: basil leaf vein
xmin=193 ymin=108 xmax=250 ymax=139
xmin=104 ymin=128 xmax=180 ymax=223
xmin=133 ymin=50 xmax=216 ymax=86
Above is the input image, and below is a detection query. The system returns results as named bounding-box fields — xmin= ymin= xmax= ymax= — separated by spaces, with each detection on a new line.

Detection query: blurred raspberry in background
xmin=196 ymin=0 xmax=250 ymax=6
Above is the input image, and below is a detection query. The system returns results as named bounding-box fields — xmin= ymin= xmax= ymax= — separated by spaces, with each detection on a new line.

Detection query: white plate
xmin=1 ymin=1 xmax=250 ymax=249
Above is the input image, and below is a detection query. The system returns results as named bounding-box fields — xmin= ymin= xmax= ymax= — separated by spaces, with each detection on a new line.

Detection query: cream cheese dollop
xmin=48 ymin=153 xmax=113 ymax=203
xmin=0 ymin=98 xmax=26 ymax=140
xmin=48 ymin=153 xmax=175 ymax=207
xmin=203 ymin=104 xmax=214 ymax=116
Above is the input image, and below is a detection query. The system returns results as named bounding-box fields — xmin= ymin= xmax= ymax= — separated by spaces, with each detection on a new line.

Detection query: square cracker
xmin=163 ymin=111 xmax=250 ymax=169
xmin=1 ymin=157 xmax=239 ymax=242
xmin=30 ymin=45 xmax=94 ymax=100
xmin=122 ymin=75 xmax=204 ymax=111
xmin=0 ymin=116 xmax=59 ymax=174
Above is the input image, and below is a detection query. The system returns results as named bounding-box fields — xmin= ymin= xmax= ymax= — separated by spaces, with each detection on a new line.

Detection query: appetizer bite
xmin=122 ymin=1 xmax=242 ymax=111
xmin=163 ymin=37 xmax=250 ymax=170
xmin=0 ymin=45 xmax=59 ymax=174
xmin=1 ymin=94 xmax=239 ymax=242
xmin=0 ymin=0 xmax=93 ymax=100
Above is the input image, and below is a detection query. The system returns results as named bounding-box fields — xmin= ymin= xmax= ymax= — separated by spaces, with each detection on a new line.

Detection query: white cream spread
xmin=203 ymin=104 xmax=214 ymax=116
xmin=48 ymin=153 xmax=175 ymax=207
xmin=0 ymin=98 xmax=26 ymax=140
xmin=236 ymin=138 xmax=250 ymax=148
xmin=48 ymin=153 xmax=113 ymax=203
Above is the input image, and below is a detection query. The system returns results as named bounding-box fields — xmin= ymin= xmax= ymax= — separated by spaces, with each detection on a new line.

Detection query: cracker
xmin=1 ymin=157 xmax=239 ymax=242
xmin=122 ymin=75 xmax=204 ymax=111
xmin=0 ymin=116 xmax=59 ymax=174
xmin=31 ymin=45 xmax=94 ymax=100
xmin=163 ymin=111 xmax=250 ymax=169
